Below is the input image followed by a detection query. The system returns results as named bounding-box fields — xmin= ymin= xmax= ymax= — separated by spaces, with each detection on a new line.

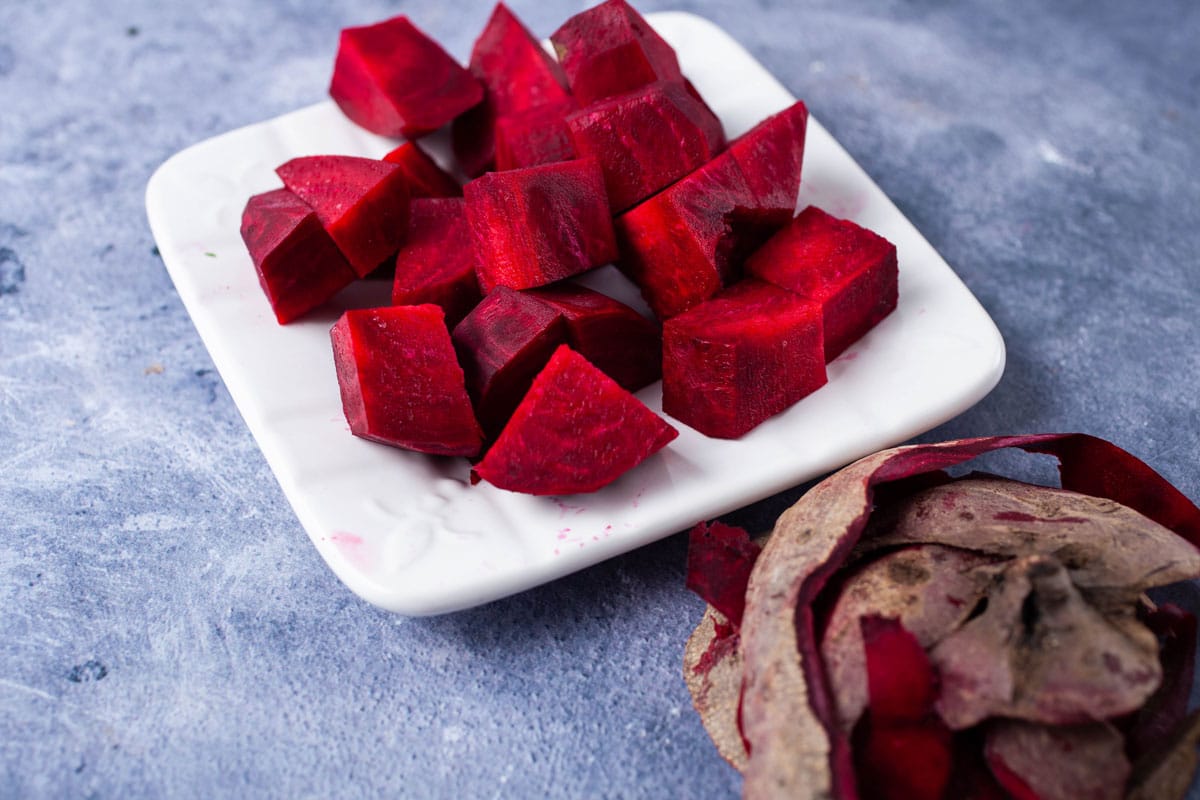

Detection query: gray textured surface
xmin=2 ymin=0 xmax=1199 ymax=796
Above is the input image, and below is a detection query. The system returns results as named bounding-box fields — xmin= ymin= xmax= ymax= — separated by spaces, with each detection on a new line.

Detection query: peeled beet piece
xmin=328 ymin=15 xmax=483 ymax=139
xmin=453 ymin=3 xmax=573 ymax=177
xmin=381 ymin=142 xmax=461 ymax=198
xmin=853 ymin=617 xmax=953 ymax=800
xmin=615 ymin=101 xmax=809 ymax=318
xmin=464 ymin=158 xmax=618 ymax=293
xmin=494 ymin=102 xmax=578 ymax=171
xmin=566 ymin=81 xmax=727 ymax=212
xmin=239 ymin=188 xmax=357 ymax=324
xmin=330 ymin=305 xmax=482 ymax=457
xmin=473 ymin=345 xmax=677 ymax=495
xmin=747 ymin=205 xmax=898 ymax=360
xmin=527 ymin=283 xmax=661 ymax=391
xmin=550 ymin=0 xmax=683 ymax=105
xmin=276 ymin=155 xmax=410 ymax=278
xmin=392 ymin=199 xmax=481 ymax=329
xmin=452 ymin=286 xmax=567 ymax=438
xmin=685 ymin=521 xmax=762 ymax=628
xmin=662 ymin=279 xmax=826 ymax=438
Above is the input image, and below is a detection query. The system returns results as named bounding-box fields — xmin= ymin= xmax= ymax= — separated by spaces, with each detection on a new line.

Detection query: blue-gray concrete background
xmin=2 ymin=0 xmax=1198 ymax=796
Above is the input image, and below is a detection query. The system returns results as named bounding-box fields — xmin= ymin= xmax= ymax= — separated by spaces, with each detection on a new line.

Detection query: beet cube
xmin=453 ymin=3 xmax=573 ymax=177
xmin=392 ymin=199 xmax=481 ymax=329
xmin=463 ymin=158 xmax=618 ymax=293
xmin=746 ymin=206 xmax=898 ymax=360
xmin=614 ymin=101 xmax=809 ymax=318
xmin=566 ymin=81 xmax=726 ymax=212
xmin=381 ymin=142 xmax=461 ymax=198
xmin=328 ymin=15 xmax=483 ymax=139
xmin=452 ymin=286 xmax=567 ymax=438
xmin=473 ymin=345 xmax=678 ymax=495
xmin=330 ymin=305 xmax=482 ymax=457
xmin=239 ymin=189 xmax=358 ymax=324
xmin=527 ymin=284 xmax=661 ymax=391
xmin=494 ymin=103 xmax=578 ymax=171
xmin=275 ymin=155 xmax=410 ymax=278
xmin=662 ymin=280 xmax=826 ymax=438
xmin=550 ymin=0 xmax=683 ymax=105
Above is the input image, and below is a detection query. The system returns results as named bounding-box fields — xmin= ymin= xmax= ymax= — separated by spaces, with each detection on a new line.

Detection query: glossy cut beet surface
xmin=391 ymin=199 xmax=481 ymax=329
xmin=275 ymin=155 xmax=410 ymax=278
xmin=239 ymin=188 xmax=357 ymax=324
xmin=328 ymin=15 xmax=483 ymax=138
xmin=330 ymin=305 xmax=482 ymax=457
xmin=472 ymin=346 xmax=677 ymax=495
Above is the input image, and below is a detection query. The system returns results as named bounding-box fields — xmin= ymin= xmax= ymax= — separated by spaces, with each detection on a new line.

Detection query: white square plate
xmin=146 ymin=11 xmax=1004 ymax=615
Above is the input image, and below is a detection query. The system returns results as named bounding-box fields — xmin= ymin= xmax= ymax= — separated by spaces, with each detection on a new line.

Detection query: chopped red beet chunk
xmin=614 ymin=101 xmax=809 ymax=318
xmin=453 ymin=3 xmax=573 ymax=177
xmin=473 ymin=345 xmax=677 ymax=495
xmin=275 ymin=155 xmax=410 ymax=278
xmin=464 ymin=158 xmax=618 ymax=293
xmin=494 ymin=102 xmax=578 ymax=171
xmin=328 ymin=15 xmax=483 ymax=139
xmin=566 ymin=81 xmax=726 ymax=212
xmin=550 ymin=0 xmax=683 ymax=105
xmin=451 ymin=286 xmax=567 ymax=438
xmin=392 ymin=199 xmax=481 ymax=329
xmin=685 ymin=521 xmax=762 ymax=627
xmin=381 ymin=142 xmax=461 ymax=198
xmin=746 ymin=205 xmax=898 ymax=360
xmin=527 ymin=283 xmax=661 ymax=392
xmin=239 ymin=188 xmax=357 ymax=324
xmin=662 ymin=279 xmax=826 ymax=438
xmin=330 ymin=305 xmax=482 ymax=457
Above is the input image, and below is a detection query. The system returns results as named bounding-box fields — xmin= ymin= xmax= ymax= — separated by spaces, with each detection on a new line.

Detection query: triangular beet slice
xmin=330 ymin=304 xmax=482 ymax=457
xmin=746 ymin=205 xmax=898 ymax=361
xmin=381 ymin=142 xmax=461 ymax=198
xmin=328 ymin=15 xmax=483 ymax=139
xmin=473 ymin=345 xmax=677 ymax=495
xmin=527 ymin=283 xmax=661 ymax=391
xmin=453 ymin=3 xmax=573 ymax=177
xmin=728 ymin=100 xmax=809 ymax=219
xmin=276 ymin=155 xmax=410 ymax=278
xmin=662 ymin=279 xmax=826 ymax=438
xmin=566 ymin=81 xmax=726 ymax=212
xmin=463 ymin=158 xmax=617 ymax=293
xmin=452 ymin=286 xmax=567 ymax=438
xmin=550 ymin=0 xmax=683 ymax=105
xmin=239 ymin=188 xmax=357 ymax=324
xmin=392 ymin=199 xmax=481 ymax=329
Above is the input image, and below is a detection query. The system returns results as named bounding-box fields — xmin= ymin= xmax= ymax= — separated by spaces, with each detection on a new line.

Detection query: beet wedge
xmin=330 ymin=305 xmax=482 ymax=457
xmin=329 ymin=15 xmax=483 ymax=139
xmin=662 ymin=279 xmax=826 ymax=438
xmin=392 ymin=199 xmax=481 ymax=329
xmin=747 ymin=205 xmax=898 ymax=361
xmin=276 ymin=155 xmax=410 ymax=278
xmin=381 ymin=142 xmax=461 ymax=198
xmin=527 ymin=283 xmax=661 ymax=392
xmin=452 ymin=286 xmax=567 ymax=439
xmin=550 ymin=0 xmax=683 ymax=105
xmin=239 ymin=188 xmax=357 ymax=324
xmin=615 ymin=101 xmax=809 ymax=318
xmin=453 ymin=3 xmax=573 ymax=177
xmin=567 ymin=81 xmax=726 ymax=212
xmin=473 ymin=345 xmax=677 ymax=495
xmin=464 ymin=158 xmax=618 ymax=293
